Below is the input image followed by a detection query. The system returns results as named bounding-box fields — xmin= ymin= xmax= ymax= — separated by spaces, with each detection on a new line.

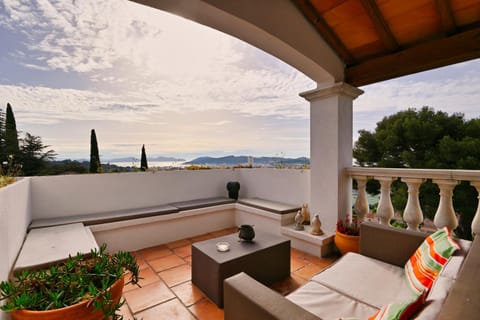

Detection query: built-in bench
xmin=237 ymin=198 xmax=301 ymax=215
xmin=29 ymin=197 xmax=234 ymax=230
xmin=17 ymin=196 xmax=317 ymax=273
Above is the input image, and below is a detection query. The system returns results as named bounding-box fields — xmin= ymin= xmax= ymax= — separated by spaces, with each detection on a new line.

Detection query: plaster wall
xmin=30 ymin=170 xmax=237 ymax=220
xmin=0 ymin=178 xmax=32 ymax=319
xmin=237 ymin=168 xmax=309 ymax=206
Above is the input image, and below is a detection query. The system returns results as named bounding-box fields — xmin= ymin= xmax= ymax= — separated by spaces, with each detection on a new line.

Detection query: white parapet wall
xmin=30 ymin=169 xmax=238 ymax=220
xmin=236 ymin=168 xmax=310 ymax=205
xmin=0 ymin=178 xmax=32 ymax=320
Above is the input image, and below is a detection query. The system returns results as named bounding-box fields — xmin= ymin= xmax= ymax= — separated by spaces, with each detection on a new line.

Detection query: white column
xmin=353 ymin=176 xmax=369 ymax=221
xmin=375 ymin=177 xmax=395 ymax=225
xmin=402 ymin=178 xmax=424 ymax=231
xmin=301 ymin=82 xmax=363 ymax=232
xmin=470 ymin=182 xmax=480 ymax=238
xmin=433 ymin=179 xmax=458 ymax=231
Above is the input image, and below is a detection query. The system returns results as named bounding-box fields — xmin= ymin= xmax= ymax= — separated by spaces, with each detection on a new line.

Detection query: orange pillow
xmin=405 ymin=227 xmax=459 ymax=295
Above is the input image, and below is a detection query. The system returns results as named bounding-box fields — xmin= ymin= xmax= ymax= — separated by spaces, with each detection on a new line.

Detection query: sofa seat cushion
xmin=287 ymin=281 xmax=378 ymax=320
xmin=311 ymin=252 xmax=412 ymax=309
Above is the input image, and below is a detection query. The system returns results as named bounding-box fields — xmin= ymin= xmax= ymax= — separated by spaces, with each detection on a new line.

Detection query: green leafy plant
xmin=0 ymin=244 xmax=139 ymax=319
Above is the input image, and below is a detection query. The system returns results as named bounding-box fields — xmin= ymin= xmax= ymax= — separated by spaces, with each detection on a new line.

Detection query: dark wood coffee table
xmin=191 ymin=231 xmax=290 ymax=307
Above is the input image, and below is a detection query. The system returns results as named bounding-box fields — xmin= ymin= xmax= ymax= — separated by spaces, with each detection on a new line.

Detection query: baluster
xmin=402 ymin=178 xmax=424 ymax=231
xmin=375 ymin=177 xmax=394 ymax=225
xmin=470 ymin=182 xmax=480 ymax=238
xmin=433 ymin=179 xmax=458 ymax=231
xmin=353 ymin=176 xmax=369 ymax=221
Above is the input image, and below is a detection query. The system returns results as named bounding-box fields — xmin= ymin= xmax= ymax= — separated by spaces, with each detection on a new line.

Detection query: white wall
xmin=0 ymin=178 xmax=32 ymax=320
xmin=30 ymin=170 xmax=237 ymax=219
xmin=237 ymin=168 xmax=309 ymax=206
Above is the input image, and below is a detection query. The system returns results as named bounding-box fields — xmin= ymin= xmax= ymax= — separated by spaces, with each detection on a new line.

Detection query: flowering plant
xmin=336 ymin=213 xmax=360 ymax=236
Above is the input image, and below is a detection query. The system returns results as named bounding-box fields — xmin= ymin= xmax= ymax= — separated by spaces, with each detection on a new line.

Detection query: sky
xmin=0 ymin=0 xmax=479 ymax=161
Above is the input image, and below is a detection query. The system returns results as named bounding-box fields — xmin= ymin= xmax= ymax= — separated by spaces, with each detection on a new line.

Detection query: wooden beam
xmin=435 ymin=0 xmax=457 ymax=35
xmin=359 ymin=0 xmax=399 ymax=52
xmin=292 ymin=0 xmax=355 ymax=65
xmin=346 ymin=27 xmax=480 ymax=86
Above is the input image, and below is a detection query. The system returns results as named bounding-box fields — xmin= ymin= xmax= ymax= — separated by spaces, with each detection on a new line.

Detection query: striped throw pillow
xmin=369 ymin=291 xmax=426 ymax=320
xmin=405 ymin=227 xmax=459 ymax=295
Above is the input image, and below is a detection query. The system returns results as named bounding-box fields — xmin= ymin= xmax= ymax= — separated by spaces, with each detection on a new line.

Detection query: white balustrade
xmin=401 ymin=178 xmax=424 ymax=231
xmin=375 ymin=177 xmax=395 ymax=225
xmin=433 ymin=179 xmax=458 ymax=231
xmin=470 ymin=182 xmax=480 ymax=238
xmin=346 ymin=168 xmax=480 ymax=237
xmin=353 ymin=175 xmax=369 ymax=221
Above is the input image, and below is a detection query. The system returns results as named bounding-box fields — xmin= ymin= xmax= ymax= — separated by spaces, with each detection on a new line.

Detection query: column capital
xmin=300 ymin=82 xmax=364 ymax=101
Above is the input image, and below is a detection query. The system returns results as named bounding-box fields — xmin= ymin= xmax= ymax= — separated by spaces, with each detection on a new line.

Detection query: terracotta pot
xmin=334 ymin=231 xmax=360 ymax=255
xmin=11 ymin=276 xmax=124 ymax=320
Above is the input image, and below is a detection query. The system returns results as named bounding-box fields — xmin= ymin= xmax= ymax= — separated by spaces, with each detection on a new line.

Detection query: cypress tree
xmin=5 ymin=103 xmax=19 ymax=159
xmin=89 ymin=129 xmax=101 ymax=173
xmin=140 ymin=144 xmax=148 ymax=171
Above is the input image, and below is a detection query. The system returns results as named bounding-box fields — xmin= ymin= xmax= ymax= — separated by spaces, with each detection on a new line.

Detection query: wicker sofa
xmin=224 ymin=222 xmax=479 ymax=320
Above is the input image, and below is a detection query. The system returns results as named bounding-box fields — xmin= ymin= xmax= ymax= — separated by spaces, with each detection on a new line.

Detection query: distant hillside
xmin=107 ymin=156 xmax=185 ymax=162
xmin=185 ymin=155 xmax=309 ymax=167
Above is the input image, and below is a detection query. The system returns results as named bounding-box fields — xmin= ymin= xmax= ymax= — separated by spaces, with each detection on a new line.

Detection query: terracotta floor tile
xmin=134 ymin=256 xmax=149 ymax=270
xmin=270 ymin=273 xmax=307 ymax=296
xmin=159 ymin=264 xmax=192 ymax=287
xmin=173 ymin=244 xmax=192 ymax=258
xmin=210 ymin=228 xmax=237 ymax=237
xmin=291 ymin=256 xmax=308 ymax=271
xmin=295 ymin=263 xmax=325 ymax=280
xmin=139 ymin=245 xmax=173 ymax=261
xmin=118 ymin=300 xmax=134 ymax=320
xmin=123 ymin=280 xmax=175 ymax=314
xmin=171 ymin=281 xmax=205 ymax=306
xmin=167 ymin=239 xmax=191 ymax=249
xmin=150 ymin=254 xmax=186 ymax=272
xmin=124 ymin=267 xmax=160 ymax=292
xmin=184 ymin=256 xmax=192 ymax=264
xmin=135 ymin=298 xmax=195 ymax=320
xmin=291 ymin=248 xmax=306 ymax=259
xmin=189 ymin=298 xmax=224 ymax=320
xmin=190 ymin=233 xmax=216 ymax=243
xmin=304 ymin=254 xmax=339 ymax=267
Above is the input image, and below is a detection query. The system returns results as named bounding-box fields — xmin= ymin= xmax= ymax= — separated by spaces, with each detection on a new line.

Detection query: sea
xmin=110 ymin=161 xmax=188 ymax=168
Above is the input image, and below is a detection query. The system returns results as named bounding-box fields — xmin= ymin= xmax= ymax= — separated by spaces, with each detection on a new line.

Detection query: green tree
xmin=5 ymin=103 xmax=19 ymax=160
xmin=19 ymin=133 xmax=56 ymax=176
xmin=89 ymin=129 xmax=101 ymax=173
xmin=353 ymin=107 xmax=479 ymax=239
xmin=140 ymin=144 xmax=148 ymax=171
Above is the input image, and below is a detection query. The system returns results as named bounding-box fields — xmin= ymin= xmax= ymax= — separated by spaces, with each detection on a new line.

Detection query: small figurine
xmin=294 ymin=210 xmax=305 ymax=230
xmin=302 ymin=203 xmax=310 ymax=225
xmin=310 ymin=215 xmax=324 ymax=236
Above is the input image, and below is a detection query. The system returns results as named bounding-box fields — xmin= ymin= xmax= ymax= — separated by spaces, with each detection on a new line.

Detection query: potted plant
xmin=334 ymin=213 xmax=360 ymax=255
xmin=0 ymin=244 xmax=139 ymax=320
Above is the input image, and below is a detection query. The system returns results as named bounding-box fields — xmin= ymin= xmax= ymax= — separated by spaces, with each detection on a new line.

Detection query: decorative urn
xmin=238 ymin=225 xmax=255 ymax=241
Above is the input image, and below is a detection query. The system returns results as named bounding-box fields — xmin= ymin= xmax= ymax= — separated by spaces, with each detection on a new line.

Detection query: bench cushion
xmin=29 ymin=205 xmax=179 ymax=229
xmin=170 ymin=197 xmax=235 ymax=211
xmin=311 ymin=252 xmax=412 ymax=309
xmin=14 ymin=223 xmax=98 ymax=272
xmin=287 ymin=280 xmax=378 ymax=319
xmin=238 ymin=198 xmax=300 ymax=214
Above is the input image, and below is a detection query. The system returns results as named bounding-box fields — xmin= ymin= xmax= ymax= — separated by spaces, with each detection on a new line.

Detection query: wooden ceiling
xmin=293 ymin=0 xmax=480 ymax=86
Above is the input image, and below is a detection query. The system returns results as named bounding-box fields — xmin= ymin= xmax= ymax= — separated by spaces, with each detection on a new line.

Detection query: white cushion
xmin=415 ymin=276 xmax=454 ymax=320
xmin=311 ymin=252 xmax=412 ymax=308
xmin=287 ymin=281 xmax=378 ymax=320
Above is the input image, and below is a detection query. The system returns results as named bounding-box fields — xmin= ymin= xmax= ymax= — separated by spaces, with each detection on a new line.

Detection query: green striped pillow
xmin=405 ymin=227 xmax=459 ymax=295
xmin=369 ymin=291 xmax=426 ymax=320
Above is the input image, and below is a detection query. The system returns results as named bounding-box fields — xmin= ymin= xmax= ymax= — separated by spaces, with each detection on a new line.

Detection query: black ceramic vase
xmin=226 ymin=181 xmax=240 ymax=200
xmin=238 ymin=225 xmax=255 ymax=241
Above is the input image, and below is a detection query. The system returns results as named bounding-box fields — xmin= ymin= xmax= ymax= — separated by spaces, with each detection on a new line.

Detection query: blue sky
xmin=0 ymin=0 xmax=479 ymax=161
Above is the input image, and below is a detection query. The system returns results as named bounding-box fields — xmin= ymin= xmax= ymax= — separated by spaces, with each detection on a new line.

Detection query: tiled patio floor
xmin=119 ymin=227 xmax=339 ymax=320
